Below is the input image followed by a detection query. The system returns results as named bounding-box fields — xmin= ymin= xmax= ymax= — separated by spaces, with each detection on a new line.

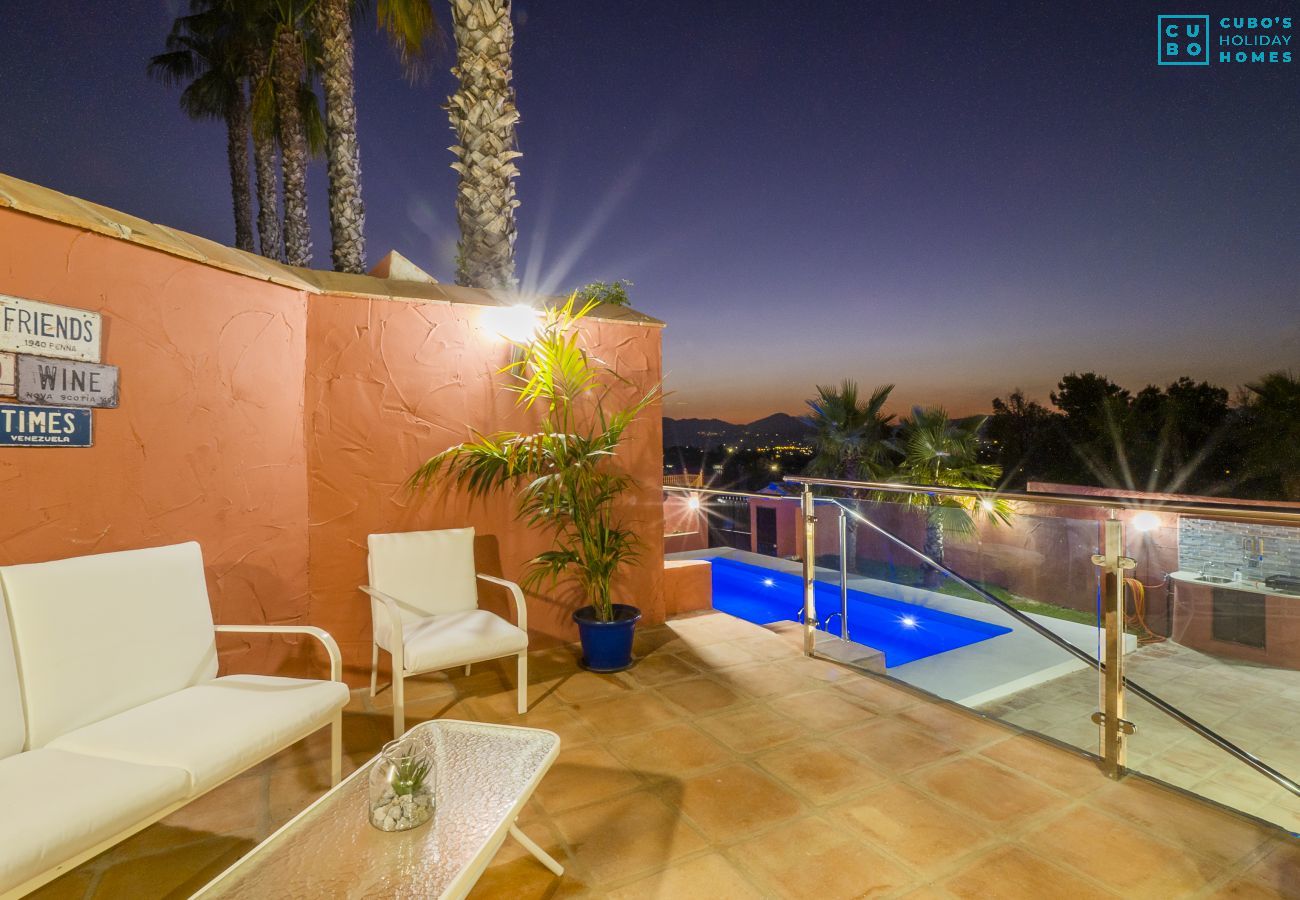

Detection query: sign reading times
xmin=0 ymin=294 xmax=102 ymax=363
xmin=0 ymin=403 xmax=93 ymax=447
xmin=15 ymin=355 xmax=119 ymax=408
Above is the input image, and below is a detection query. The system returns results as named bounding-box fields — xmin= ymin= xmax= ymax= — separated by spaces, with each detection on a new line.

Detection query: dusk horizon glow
xmin=1 ymin=1 xmax=1295 ymax=423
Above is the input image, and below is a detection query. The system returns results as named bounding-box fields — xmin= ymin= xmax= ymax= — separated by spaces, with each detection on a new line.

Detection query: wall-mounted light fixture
xmin=482 ymin=303 xmax=541 ymax=344
xmin=1132 ymin=511 xmax=1160 ymax=533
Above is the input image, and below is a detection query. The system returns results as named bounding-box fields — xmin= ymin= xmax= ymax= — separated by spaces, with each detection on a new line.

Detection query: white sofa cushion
xmin=46 ymin=674 xmax=349 ymax=794
xmin=0 ymin=542 xmax=219 ymax=749
xmin=368 ymin=528 xmax=480 ymax=620
xmin=394 ymin=609 xmax=528 ymax=673
xmin=0 ymin=748 xmax=189 ymax=895
xmin=0 ymin=589 xmax=26 ymax=758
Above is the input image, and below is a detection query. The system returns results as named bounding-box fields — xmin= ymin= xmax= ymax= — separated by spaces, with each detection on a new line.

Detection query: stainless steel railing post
xmin=1092 ymin=516 xmax=1136 ymax=779
xmin=838 ymin=507 xmax=849 ymax=640
xmin=801 ymin=484 xmax=817 ymax=657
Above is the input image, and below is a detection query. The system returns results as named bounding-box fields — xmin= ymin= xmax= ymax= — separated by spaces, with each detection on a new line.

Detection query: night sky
xmin=1 ymin=1 xmax=1296 ymax=421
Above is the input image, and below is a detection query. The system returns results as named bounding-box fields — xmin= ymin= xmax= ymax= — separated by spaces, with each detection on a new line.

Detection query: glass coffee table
xmin=192 ymin=720 xmax=562 ymax=899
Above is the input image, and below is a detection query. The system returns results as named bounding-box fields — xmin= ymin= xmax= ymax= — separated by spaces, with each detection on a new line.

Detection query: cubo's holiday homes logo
xmin=1158 ymin=14 xmax=1293 ymax=65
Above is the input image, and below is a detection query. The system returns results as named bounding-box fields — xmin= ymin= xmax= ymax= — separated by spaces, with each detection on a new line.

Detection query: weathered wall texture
xmin=304 ymin=295 xmax=665 ymax=678
xmin=0 ymin=210 xmax=312 ymax=675
xmin=0 ymin=207 xmax=665 ymax=686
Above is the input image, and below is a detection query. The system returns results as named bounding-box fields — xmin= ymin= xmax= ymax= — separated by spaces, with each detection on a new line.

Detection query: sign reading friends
xmin=0 ymin=294 xmax=112 ymax=447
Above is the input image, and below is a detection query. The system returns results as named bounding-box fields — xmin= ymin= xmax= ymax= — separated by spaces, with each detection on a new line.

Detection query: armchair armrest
xmin=477 ymin=573 xmax=528 ymax=632
xmin=360 ymin=585 xmax=409 ymax=652
xmin=215 ymin=624 xmax=343 ymax=683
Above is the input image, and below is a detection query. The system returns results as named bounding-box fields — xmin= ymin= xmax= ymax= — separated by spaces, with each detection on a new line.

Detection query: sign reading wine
xmin=0 ymin=294 xmax=113 ymax=447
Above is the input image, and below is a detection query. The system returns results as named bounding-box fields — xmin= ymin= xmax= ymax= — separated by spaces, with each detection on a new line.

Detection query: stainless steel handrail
xmin=828 ymin=496 xmax=1300 ymax=798
xmin=662 ymin=484 xmax=803 ymax=502
xmin=784 ymin=476 xmax=1300 ymax=526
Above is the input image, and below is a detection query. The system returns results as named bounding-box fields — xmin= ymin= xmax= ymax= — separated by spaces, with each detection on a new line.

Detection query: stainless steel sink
xmin=1197 ymin=575 xmax=1234 ymax=584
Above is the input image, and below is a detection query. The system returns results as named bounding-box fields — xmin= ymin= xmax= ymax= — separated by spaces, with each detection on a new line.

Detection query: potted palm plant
xmin=407 ymin=296 xmax=658 ymax=672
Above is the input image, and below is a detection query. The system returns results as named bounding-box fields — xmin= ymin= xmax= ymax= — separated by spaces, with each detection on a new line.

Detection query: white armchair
xmin=361 ymin=528 xmax=530 ymax=736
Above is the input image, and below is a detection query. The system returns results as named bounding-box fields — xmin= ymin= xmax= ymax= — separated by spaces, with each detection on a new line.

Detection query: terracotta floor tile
xmin=695 ymin=704 xmax=805 ymax=753
xmin=835 ymin=716 xmax=961 ymax=773
xmin=769 ymin=690 xmax=877 ymax=733
xmin=669 ymin=763 xmax=805 ymax=842
xmin=609 ymin=723 xmax=734 ymax=778
xmin=941 ymin=845 xmax=1118 ymax=899
xmin=623 ymin=652 xmax=702 ymax=686
xmin=1086 ymin=777 xmax=1278 ymax=868
xmin=712 ymin=662 xmax=825 ymax=699
xmin=552 ymin=789 xmax=709 ymax=883
xmin=91 ymin=837 xmax=251 ymax=899
xmin=1235 ymin=840 xmax=1300 ymax=898
xmin=25 ymin=869 xmax=94 ymax=900
xmin=730 ymin=814 xmax=913 ymax=899
xmin=467 ymin=853 xmax=590 ymax=899
xmin=571 ymin=690 xmax=684 ymax=738
xmin=912 ymin=756 xmax=1069 ymax=827
xmin=831 ymin=782 xmax=992 ymax=876
xmin=606 ymin=853 xmax=765 ymax=900
xmin=515 ymin=706 xmax=600 ymax=748
xmin=900 ymin=703 xmax=1011 ymax=749
xmin=534 ymin=744 xmax=644 ymax=814
xmin=554 ymin=669 xmax=639 ymax=703
xmin=833 ymin=674 xmax=925 ymax=713
xmin=978 ymin=735 xmax=1107 ymax=796
xmin=755 ymin=740 xmax=887 ymax=804
xmin=1035 ymin=805 xmax=1226 ymax=894
xmin=672 ymin=641 xmax=759 ymax=670
xmin=656 ymin=676 xmax=746 ymax=715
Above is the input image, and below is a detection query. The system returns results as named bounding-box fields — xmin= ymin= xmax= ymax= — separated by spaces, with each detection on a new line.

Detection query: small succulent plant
xmin=389 ymin=754 xmax=432 ymax=796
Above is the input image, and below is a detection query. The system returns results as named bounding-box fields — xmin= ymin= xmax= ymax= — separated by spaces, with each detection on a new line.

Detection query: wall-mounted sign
xmin=0 ymin=352 xmax=13 ymax=398
xmin=15 ymin=355 xmax=119 ymax=408
xmin=0 ymin=294 xmax=102 ymax=363
xmin=0 ymin=402 xmax=93 ymax=447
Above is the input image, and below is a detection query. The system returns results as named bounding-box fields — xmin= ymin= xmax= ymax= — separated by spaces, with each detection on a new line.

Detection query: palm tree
xmin=803 ymin=381 xmax=897 ymax=569
xmin=1243 ymin=371 xmax=1300 ymax=500
xmin=408 ymin=296 xmax=659 ymax=621
xmin=447 ymin=0 xmax=520 ymax=289
xmin=312 ymin=0 xmax=440 ymax=273
xmin=248 ymin=48 xmax=283 ymax=260
xmin=150 ymin=8 xmax=256 ymax=253
xmin=895 ymin=407 xmax=1010 ymax=582
xmin=251 ymin=0 xmax=316 ymax=267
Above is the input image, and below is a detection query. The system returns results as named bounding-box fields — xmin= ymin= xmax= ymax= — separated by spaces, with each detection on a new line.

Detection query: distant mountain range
xmin=663 ymin=413 xmax=813 ymax=447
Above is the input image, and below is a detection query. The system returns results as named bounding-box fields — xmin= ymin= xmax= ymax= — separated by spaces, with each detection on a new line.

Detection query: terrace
xmin=32 ymin=614 xmax=1299 ymax=898
xmin=1 ymin=177 xmax=1297 ymax=899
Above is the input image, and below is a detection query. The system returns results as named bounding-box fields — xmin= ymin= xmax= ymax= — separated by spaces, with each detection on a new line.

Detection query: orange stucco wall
xmin=303 ymin=293 xmax=665 ymax=678
xmin=0 ymin=208 xmax=664 ymax=685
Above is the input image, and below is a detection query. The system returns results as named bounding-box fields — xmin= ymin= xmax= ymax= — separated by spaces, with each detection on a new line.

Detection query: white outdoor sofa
xmin=0 ymin=542 xmax=349 ymax=898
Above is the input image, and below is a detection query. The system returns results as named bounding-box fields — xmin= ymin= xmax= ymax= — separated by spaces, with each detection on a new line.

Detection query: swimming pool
xmin=708 ymin=556 xmax=1011 ymax=667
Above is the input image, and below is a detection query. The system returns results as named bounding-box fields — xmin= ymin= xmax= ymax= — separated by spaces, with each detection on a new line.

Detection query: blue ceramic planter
xmin=573 ymin=604 xmax=641 ymax=672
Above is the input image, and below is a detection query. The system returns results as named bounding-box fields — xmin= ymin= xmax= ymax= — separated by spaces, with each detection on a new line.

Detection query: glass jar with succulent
xmin=368 ymin=737 xmax=435 ymax=831
xmin=407 ymin=295 xmax=659 ymax=672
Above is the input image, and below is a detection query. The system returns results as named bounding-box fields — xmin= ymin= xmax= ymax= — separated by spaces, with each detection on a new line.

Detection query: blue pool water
xmin=708 ymin=556 xmax=1011 ymax=668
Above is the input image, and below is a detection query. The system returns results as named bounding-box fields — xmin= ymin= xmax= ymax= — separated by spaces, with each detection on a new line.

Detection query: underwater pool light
xmin=762 ymin=577 xmax=775 ymax=587
xmin=899 ymin=614 xmax=918 ymax=629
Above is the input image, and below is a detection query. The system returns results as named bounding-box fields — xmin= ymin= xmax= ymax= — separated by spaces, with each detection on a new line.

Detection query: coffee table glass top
xmin=194 ymin=720 xmax=560 ymax=900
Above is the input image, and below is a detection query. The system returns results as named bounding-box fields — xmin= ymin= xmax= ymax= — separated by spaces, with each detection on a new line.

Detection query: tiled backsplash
xmin=1178 ymin=518 xmax=1300 ymax=581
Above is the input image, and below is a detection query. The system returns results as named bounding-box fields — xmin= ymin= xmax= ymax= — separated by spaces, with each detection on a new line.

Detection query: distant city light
xmin=1132 ymin=511 xmax=1160 ymax=532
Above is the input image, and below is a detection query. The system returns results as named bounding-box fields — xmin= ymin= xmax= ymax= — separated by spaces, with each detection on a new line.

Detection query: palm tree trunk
xmin=447 ymin=0 xmax=520 ymax=290
xmin=923 ymin=515 xmax=945 ymax=588
xmin=314 ymin=0 xmax=366 ymax=274
xmin=272 ymin=27 xmax=312 ymax=267
xmin=224 ymin=87 xmax=256 ymax=253
xmin=248 ymin=66 xmax=283 ymax=262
